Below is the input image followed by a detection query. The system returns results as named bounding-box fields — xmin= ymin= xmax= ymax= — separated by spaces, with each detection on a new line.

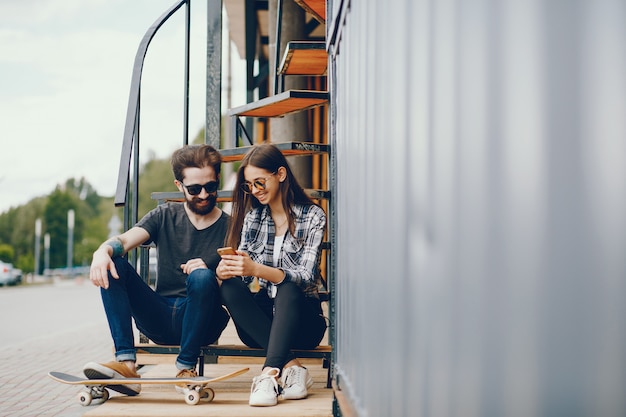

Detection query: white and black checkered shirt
xmin=238 ymin=203 xmax=326 ymax=299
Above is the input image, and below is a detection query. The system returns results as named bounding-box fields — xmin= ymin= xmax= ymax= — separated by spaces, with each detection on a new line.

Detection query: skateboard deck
xmin=48 ymin=367 xmax=249 ymax=406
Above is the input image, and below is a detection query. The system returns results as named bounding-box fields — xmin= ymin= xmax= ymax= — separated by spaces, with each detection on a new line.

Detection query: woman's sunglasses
xmin=240 ymin=173 xmax=276 ymax=194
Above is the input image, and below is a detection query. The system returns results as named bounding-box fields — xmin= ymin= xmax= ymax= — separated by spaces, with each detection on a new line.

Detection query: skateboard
xmin=48 ymin=367 xmax=249 ymax=406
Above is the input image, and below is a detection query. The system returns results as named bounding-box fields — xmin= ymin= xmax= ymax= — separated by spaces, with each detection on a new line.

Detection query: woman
xmin=217 ymin=143 xmax=327 ymax=407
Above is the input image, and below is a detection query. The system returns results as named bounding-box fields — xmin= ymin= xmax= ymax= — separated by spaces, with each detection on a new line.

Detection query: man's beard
xmin=186 ymin=195 xmax=217 ymax=215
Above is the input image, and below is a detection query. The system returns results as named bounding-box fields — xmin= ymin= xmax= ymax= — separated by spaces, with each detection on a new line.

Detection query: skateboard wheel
xmin=185 ymin=390 xmax=200 ymax=405
xmin=100 ymin=388 xmax=110 ymax=402
xmin=78 ymin=391 xmax=93 ymax=406
xmin=201 ymin=387 xmax=215 ymax=402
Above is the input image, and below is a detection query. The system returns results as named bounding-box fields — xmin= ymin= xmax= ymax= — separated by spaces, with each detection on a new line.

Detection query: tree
xmin=136 ymin=150 xmax=178 ymax=218
xmin=0 ymin=127 xmax=209 ymax=273
xmin=64 ymin=177 xmax=101 ymax=215
xmin=44 ymin=189 xmax=76 ymax=268
xmin=0 ymin=244 xmax=13 ymax=263
xmin=11 ymin=198 xmax=46 ymax=271
xmin=0 ymin=198 xmax=47 ymax=273
xmin=16 ymin=253 xmax=34 ymax=273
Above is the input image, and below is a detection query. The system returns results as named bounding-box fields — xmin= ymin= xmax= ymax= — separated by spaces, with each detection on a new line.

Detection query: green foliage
xmin=12 ymin=198 xmax=47 ymax=261
xmin=41 ymin=181 xmax=120 ymax=269
xmin=75 ymin=197 xmax=119 ymax=266
xmin=0 ymin=244 xmax=13 ymax=262
xmin=0 ymin=177 xmax=118 ymax=272
xmin=137 ymin=153 xmax=178 ymax=218
xmin=0 ymin=127 xmax=211 ymax=273
xmin=44 ymin=188 xmax=83 ymax=269
xmin=192 ymin=128 xmax=205 ymax=145
xmin=16 ymin=253 xmax=34 ymax=273
xmin=0 ymin=197 xmax=47 ymax=269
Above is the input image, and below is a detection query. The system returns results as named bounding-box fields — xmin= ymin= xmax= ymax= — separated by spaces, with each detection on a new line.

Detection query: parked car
xmin=11 ymin=267 xmax=22 ymax=285
xmin=0 ymin=261 xmax=21 ymax=286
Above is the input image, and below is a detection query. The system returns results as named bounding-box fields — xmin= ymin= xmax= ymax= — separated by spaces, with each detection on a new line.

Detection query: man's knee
xmin=187 ymin=268 xmax=219 ymax=294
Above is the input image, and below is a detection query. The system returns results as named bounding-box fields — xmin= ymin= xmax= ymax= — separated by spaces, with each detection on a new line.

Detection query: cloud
xmin=0 ymin=1 xmax=248 ymax=215
xmin=0 ymin=0 xmax=231 ymax=214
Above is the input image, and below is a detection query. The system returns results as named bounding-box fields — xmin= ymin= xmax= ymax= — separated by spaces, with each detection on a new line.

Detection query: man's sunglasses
xmin=181 ymin=181 xmax=219 ymax=196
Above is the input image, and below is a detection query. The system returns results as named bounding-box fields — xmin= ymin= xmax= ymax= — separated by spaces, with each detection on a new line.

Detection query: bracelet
xmin=106 ymin=238 xmax=125 ymax=258
xmin=274 ymin=269 xmax=286 ymax=285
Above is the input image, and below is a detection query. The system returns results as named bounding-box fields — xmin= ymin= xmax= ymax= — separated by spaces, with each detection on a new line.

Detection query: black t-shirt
xmin=136 ymin=203 xmax=229 ymax=297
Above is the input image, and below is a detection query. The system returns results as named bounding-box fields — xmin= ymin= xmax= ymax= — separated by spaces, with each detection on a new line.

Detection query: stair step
xmin=295 ymin=0 xmax=325 ymax=23
xmin=228 ymin=90 xmax=328 ymax=118
xmin=151 ymin=189 xmax=330 ymax=204
xmin=279 ymin=41 xmax=327 ymax=76
xmin=220 ymin=141 xmax=329 ymax=163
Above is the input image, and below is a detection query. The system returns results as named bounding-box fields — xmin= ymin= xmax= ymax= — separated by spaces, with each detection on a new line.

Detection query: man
xmin=84 ymin=144 xmax=230 ymax=395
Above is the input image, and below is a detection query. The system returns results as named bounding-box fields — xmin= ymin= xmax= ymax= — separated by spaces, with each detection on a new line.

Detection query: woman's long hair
xmin=225 ymin=143 xmax=315 ymax=249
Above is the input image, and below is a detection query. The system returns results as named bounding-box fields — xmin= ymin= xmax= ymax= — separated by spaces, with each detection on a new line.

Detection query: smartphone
xmin=217 ymin=247 xmax=237 ymax=256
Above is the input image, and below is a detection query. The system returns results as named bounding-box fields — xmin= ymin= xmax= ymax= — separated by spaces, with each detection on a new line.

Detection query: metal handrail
xmin=114 ymin=0 xmax=190 ymax=210
xmin=273 ymin=0 xmax=284 ymax=95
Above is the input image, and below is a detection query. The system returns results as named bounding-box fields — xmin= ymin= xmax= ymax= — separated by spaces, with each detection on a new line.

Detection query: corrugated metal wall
xmin=328 ymin=0 xmax=625 ymax=416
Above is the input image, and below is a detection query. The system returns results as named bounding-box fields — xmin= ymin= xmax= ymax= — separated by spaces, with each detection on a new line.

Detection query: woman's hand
xmin=217 ymin=251 xmax=284 ymax=284
xmin=217 ymin=251 xmax=253 ymax=279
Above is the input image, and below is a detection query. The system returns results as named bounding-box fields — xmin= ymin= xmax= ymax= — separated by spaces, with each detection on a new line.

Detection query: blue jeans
xmin=101 ymin=257 xmax=229 ymax=370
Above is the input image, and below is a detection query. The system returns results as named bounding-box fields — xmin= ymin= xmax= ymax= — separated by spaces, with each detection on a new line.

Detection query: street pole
xmin=34 ymin=218 xmax=41 ymax=277
xmin=44 ymin=233 xmax=50 ymax=276
xmin=67 ymin=209 xmax=74 ymax=276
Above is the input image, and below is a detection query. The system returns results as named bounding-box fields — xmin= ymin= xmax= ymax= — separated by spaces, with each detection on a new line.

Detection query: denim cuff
xmin=176 ymin=359 xmax=197 ymax=371
xmin=115 ymin=350 xmax=137 ymax=363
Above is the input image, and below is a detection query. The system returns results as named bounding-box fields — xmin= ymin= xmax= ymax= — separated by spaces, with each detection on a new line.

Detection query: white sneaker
xmin=249 ymin=368 xmax=280 ymax=406
xmin=280 ymin=365 xmax=313 ymax=400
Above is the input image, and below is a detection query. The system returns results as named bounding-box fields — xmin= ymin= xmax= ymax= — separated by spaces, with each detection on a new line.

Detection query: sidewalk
xmin=0 ymin=314 xmax=115 ymax=416
xmin=81 ymin=360 xmax=332 ymax=417
xmin=81 ymin=320 xmax=333 ymax=417
xmin=0 ymin=279 xmax=332 ymax=417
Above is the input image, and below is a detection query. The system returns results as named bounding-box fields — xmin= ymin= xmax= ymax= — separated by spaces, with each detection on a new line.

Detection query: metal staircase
xmin=211 ymin=0 xmax=335 ymax=389
xmin=114 ymin=0 xmax=336 ymax=396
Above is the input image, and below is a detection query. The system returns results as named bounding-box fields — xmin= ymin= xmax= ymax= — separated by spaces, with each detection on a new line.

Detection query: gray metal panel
xmin=205 ymin=0 xmax=222 ymax=148
xmin=329 ymin=0 xmax=626 ymax=416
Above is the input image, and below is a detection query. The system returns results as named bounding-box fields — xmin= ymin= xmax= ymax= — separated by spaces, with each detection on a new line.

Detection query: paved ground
xmin=0 ymin=278 xmax=116 ymax=416
xmin=0 ymin=278 xmax=333 ymax=417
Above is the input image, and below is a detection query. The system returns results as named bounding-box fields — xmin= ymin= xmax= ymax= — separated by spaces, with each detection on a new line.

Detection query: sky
xmin=0 ymin=0 xmax=246 ymax=214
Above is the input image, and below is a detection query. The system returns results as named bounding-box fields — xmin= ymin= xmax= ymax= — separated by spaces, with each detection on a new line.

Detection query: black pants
xmin=220 ymin=278 xmax=327 ymax=370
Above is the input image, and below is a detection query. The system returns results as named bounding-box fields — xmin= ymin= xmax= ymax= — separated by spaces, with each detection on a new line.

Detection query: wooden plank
xmin=228 ymin=90 xmax=328 ymax=118
xmin=294 ymin=0 xmax=326 ymax=23
xmin=83 ymin=363 xmax=333 ymax=417
xmin=136 ymin=344 xmax=331 ymax=359
xmin=151 ymin=188 xmax=330 ymax=203
xmin=220 ymin=141 xmax=330 ymax=162
xmin=203 ymin=344 xmax=331 ymax=358
xmin=279 ymin=41 xmax=327 ymax=75
xmin=150 ymin=191 xmax=233 ymax=204
xmin=333 ymin=380 xmax=359 ymax=417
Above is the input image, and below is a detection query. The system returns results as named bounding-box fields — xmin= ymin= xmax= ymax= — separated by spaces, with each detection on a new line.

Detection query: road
xmin=0 ymin=278 xmax=117 ymax=416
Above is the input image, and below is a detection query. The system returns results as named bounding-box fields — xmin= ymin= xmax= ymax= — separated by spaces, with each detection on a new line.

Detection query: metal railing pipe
xmin=114 ymin=0 xmax=189 ymax=207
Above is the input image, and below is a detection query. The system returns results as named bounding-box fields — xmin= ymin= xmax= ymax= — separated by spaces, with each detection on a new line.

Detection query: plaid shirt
xmin=238 ymin=203 xmax=326 ymax=298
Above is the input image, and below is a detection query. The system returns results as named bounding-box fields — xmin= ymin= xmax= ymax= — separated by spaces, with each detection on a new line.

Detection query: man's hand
xmin=88 ymin=228 xmax=149 ymax=290
xmin=180 ymin=258 xmax=208 ymax=275
xmin=90 ymin=248 xmax=118 ymax=289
